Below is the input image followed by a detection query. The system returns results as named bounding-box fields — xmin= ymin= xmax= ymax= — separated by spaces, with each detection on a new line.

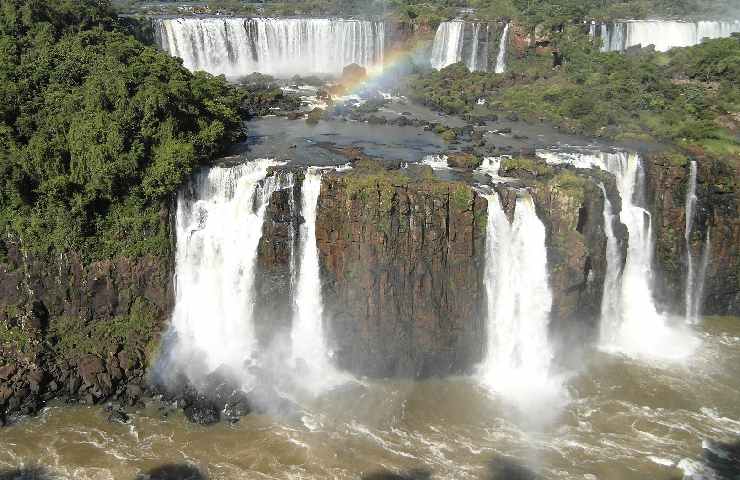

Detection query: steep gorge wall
xmin=644 ymin=153 xmax=740 ymax=316
xmin=314 ymin=168 xmax=488 ymax=378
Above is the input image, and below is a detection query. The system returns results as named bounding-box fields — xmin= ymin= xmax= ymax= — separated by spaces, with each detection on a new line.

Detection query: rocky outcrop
xmin=644 ymin=151 xmax=740 ymax=316
xmin=315 ymin=161 xmax=487 ymax=378
xmin=0 ymin=236 xmax=172 ymax=424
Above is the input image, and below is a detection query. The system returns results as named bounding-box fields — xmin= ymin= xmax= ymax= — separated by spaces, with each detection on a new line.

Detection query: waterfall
xmin=693 ymin=228 xmax=711 ymax=322
xmin=538 ymin=150 xmax=697 ymax=360
xmin=430 ymin=21 xmax=489 ymax=71
xmin=430 ymin=21 xmax=465 ymax=70
xmin=598 ymin=184 xmax=623 ymax=341
xmin=291 ymin=168 xmax=342 ymax=391
xmin=468 ymin=23 xmax=481 ymax=72
xmin=477 ymin=157 xmax=503 ymax=179
xmin=597 ymin=20 xmax=740 ymax=52
xmin=684 ymin=160 xmax=699 ymax=323
xmin=167 ymin=159 xmax=287 ymax=383
xmin=154 ymin=17 xmax=385 ymax=77
xmin=479 ymin=192 xmax=562 ymax=408
xmin=494 ymin=23 xmax=510 ymax=74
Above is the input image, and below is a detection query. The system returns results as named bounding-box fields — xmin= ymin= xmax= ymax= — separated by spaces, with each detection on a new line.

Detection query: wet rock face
xmin=0 ymin=239 xmax=172 ymax=423
xmin=644 ymin=153 xmax=740 ymax=316
xmin=255 ymin=171 xmax=304 ymax=345
xmin=315 ymin=169 xmax=488 ymax=378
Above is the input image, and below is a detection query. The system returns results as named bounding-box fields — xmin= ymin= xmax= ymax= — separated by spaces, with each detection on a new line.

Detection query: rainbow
xmin=328 ymin=36 xmax=434 ymax=99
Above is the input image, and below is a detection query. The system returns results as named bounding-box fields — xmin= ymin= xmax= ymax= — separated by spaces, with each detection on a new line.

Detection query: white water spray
xmin=538 ymin=150 xmax=698 ymax=360
xmin=291 ymin=168 xmax=344 ymax=392
xmin=430 ymin=21 xmax=465 ymax=70
xmin=479 ymin=192 xmax=563 ymax=409
xmin=167 ymin=159 xmax=287 ymax=383
xmin=494 ymin=23 xmax=510 ymax=74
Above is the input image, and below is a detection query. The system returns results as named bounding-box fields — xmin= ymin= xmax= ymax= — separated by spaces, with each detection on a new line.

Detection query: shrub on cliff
xmin=0 ymin=0 xmax=246 ymax=260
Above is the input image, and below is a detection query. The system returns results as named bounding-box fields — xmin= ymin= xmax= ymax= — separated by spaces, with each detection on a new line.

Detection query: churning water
xmin=2 ymin=317 xmax=738 ymax=479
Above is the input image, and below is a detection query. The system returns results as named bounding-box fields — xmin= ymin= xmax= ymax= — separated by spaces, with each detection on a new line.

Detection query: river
xmin=2 ymin=317 xmax=738 ymax=480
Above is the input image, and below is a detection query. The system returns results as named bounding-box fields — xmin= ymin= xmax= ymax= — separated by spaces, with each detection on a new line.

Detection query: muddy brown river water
xmin=1 ymin=317 xmax=738 ymax=480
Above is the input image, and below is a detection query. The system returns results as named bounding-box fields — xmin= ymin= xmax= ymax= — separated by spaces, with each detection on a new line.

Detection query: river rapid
xmin=1 ymin=317 xmax=738 ymax=480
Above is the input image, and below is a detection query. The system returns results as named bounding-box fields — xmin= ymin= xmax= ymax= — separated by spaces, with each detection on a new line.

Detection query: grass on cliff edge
xmin=341 ymin=159 xmax=475 ymax=212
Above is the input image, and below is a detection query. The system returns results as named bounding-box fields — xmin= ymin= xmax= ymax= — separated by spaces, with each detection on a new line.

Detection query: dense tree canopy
xmin=0 ymin=0 xmax=246 ymax=260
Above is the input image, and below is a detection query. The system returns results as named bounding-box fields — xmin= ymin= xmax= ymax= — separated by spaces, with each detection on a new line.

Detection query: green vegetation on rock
xmin=407 ymin=32 xmax=740 ymax=170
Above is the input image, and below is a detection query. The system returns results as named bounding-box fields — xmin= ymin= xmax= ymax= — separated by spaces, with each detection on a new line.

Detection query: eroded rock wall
xmin=315 ymin=167 xmax=488 ymax=378
xmin=0 ymin=235 xmax=172 ymax=424
xmin=644 ymin=152 xmax=740 ymax=316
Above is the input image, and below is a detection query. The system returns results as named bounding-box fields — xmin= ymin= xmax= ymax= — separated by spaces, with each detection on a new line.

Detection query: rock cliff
xmin=314 ymin=162 xmax=488 ymax=378
xmin=0 ymin=234 xmax=172 ymax=425
xmin=644 ymin=152 xmax=740 ymax=316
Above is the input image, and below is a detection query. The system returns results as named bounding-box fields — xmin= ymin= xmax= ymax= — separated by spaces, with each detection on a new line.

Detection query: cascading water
xmin=421 ymin=154 xmax=449 ymax=169
xmin=479 ymin=192 xmax=563 ymax=411
xmin=165 ymin=159 xmax=287 ymax=385
xmin=537 ymin=150 xmax=697 ymax=360
xmin=430 ymin=21 xmax=488 ymax=71
xmin=468 ymin=23 xmax=481 ymax=72
xmin=477 ymin=157 xmax=503 ymax=179
xmin=494 ymin=23 xmax=510 ymax=74
xmin=291 ymin=168 xmax=344 ymax=392
xmin=430 ymin=21 xmax=465 ymax=70
xmin=154 ymin=17 xmax=385 ymax=77
xmin=596 ymin=20 xmax=740 ymax=52
xmin=598 ymin=184 xmax=623 ymax=341
xmin=684 ymin=160 xmax=699 ymax=323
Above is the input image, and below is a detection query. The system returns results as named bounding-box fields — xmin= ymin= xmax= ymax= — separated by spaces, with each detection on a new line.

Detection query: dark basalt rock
xmin=106 ymin=406 xmax=130 ymax=424
xmin=0 ymin=239 xmax=172 ymax=423
xmin=183 ymin=400 xmax=220 ymax=425
xmin=314 ymin=162 xmax=488 ymax=377
xmin=643 ymin=151 xmax=740 ymax=316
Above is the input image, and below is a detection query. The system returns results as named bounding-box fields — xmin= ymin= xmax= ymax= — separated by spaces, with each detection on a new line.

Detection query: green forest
xmin=0 ymin=0 xmax=247 ymax=261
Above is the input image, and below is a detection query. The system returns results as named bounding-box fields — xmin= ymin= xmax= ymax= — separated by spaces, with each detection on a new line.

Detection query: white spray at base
xmin=538 ymin=150 xmax=698 ymax=361
xmin=494 ymin=23 xmax=510 ymax=74
xmin=479 ymin=192 xmax=566 ymax=412
xmin=167 ymin=159 xmax=286 ymax=385
xmin=291 ymin=168 xmax=346 ymax=393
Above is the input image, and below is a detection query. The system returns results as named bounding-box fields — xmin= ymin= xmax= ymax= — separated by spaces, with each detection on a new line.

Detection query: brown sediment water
xmin=1 ymin=317 xmax=739 ymax=480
